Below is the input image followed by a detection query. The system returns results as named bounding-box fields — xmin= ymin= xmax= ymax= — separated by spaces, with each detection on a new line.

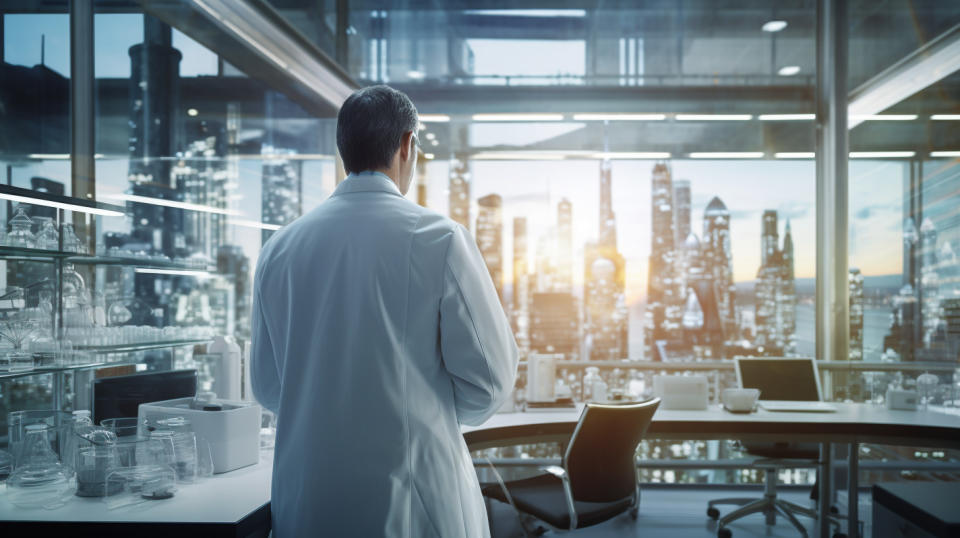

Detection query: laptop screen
xmin=736 ymin=358 xmax=821 ymax=401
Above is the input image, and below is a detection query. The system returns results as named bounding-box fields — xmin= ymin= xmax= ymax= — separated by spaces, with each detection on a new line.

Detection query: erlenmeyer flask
xmin=6 ymin=424 xmax=72 ymax=508
xmin=6 ymin=205 xmax=35 ymax=248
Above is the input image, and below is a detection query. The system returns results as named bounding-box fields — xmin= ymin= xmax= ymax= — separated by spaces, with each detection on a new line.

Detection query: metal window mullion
xmin=70 ymin=0 xmax=96 ymax=247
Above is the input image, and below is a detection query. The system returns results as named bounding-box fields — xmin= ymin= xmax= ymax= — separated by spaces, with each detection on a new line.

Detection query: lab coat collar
xmin=333 ymin=171 xmax=403 ymax=197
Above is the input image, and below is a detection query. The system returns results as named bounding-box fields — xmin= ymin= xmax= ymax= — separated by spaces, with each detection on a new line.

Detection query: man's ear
xmin=400 ymin=131 xmax=413 ymax=162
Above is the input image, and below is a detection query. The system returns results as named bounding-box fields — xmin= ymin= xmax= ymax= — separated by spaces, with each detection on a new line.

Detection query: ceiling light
xmin=778 ymin=66 xmax=801 ymax=76
xmin=424 ymin=153 xmax=435 ymax=160
xmin=406 ymin=70 xmax=425 ymax=79
xmin=228 ymin=218 xmax=282 ymax=231
xmin=931 ymin=151 xmax=960 ymax=157
xmin=27 ymin=154 xmax=70 ymax=160
xmin=572 ymin=113 xmax=666 ymax=121
xmin=0 ymin=191 xmax=125 ymax=217
xmin=472 ymin=151 xmax=566 ymax=160
xmin=430 ymin=140 xmax=439 ymax=146
xmin=419 ymin=114 xmax=450 ymax=122
xmin=762 ymin=20 xmax=788 ymax=33
xmin=759 ymin=114 xmax=816 ymax=121
xmin=187 ymin=108 xmax=199 ymax=117
xmin=849 ymin=151 xmax=916 ymax=158
xmin=931 ymin=114 xmax=960 ymax=120
xmin=134 ymin=268 xmax=211 ymax=277
xmin=851 ymin=114 xmax=918 ymax=121
xmin=425 ymin=132 xmax=436 ymax=140
xmin=105 ymin=193 xmax=239 ymax=215
xmin=591 ymin=152 xmax=671 ymax=159
xmin=775 ymin=152 xmax=816 ymax=159
xmin=676 ymin=114 xmax=752 ymax=121
xmin=471 ymin=113 xmax=564 ymax=122
xmin=689 ymin=152 xmax=764 ymax=159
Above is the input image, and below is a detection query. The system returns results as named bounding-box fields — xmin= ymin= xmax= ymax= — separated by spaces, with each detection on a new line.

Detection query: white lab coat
xmin=251 ymin=171 xmax=519 ymax=537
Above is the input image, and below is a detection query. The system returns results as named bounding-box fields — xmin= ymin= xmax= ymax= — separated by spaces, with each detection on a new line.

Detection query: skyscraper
xmin=587 ymin=160 xmax=628 ymax=360
xmin=761 ymin=210 xmax=779 ymax=267
xmin=260 ymin=147 xmax=302 ymax=244
xmin=849 ymin=268 xmax=864 ymax=360
xmin=449 ymin=155 xmax=471 ymax=230
xmin=645 ymin=162 xmax=682 ymax=358
xmin=512 ymin=217 xmax=530 ymax=353
xmin=556 ymin=198 xmax=573 ymax=292
xmin=476 ymin=194 xmax=504 ymax=302
xmin=673 ymin=179 xmax=691 ymax=248
xmin=753 ymin=210 xmax=796 ymax=355
xmin=702 ymin=196 xmax=736 ymax=336
xmin=780 ymin=219 xmax=797 ymax=353
xmin=530 ymin=292 xmax=580 ymax=359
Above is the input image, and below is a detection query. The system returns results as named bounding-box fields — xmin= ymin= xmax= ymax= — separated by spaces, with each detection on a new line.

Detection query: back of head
xmin=336 ymin=85 xmax=419 ymax=174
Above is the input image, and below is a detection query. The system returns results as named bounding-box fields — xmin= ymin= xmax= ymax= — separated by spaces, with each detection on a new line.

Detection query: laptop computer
xmin=734 ymin=357 xmax=837 ymax=412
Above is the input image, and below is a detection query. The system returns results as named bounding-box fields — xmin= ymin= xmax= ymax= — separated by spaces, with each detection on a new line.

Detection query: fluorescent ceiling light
xmin=931 ymin=151 xmax=960 ymax=157
xmin=134 ymin=268 xmax=211 ymax=278
xmin=676 ymin=114 xmax=753 ymax=121
xmin=689 ymin=152 xmax=764 ymax=159
xmin=592 ymin=152 xmax=671 ymax=159
xmin=849 ymin=151 xmax=916 ymax=158
xmin=851 ymin=114 xmax=918 ymax=121
xmin=848 ymin=24 xmax=960 ymax=129
xmin=473 ymin=151 xmax=566 ymax=160
xmin=472 ymin=113 xmax=564 ymax=122
xmin=762 ymin=20 xmax=788 ymax=32
xmin=406 ymin=70 xmax=425 ymax=79
xmin=419 ymin=114 xmax=450 ymax=122
xmin=0 ymin=192 xmax=125 ymax=218
xmin=775 ymin=152 xmax=816 ymax=159
xmin=759 ymin=114 xmax=816 ymax=121
xmin=777 ymin=66 xmax=801 ymax=76
xmin=228 ymin=218 xmax=282 ymax=231
xmin=572 ymin=113 xmax=666 ymax=121
xmin=28 ymin=154 xmax=70 ymax=160
xmin=464 ymin=9 xmax=585 ymax=17
xmin=931 ymin=114 xmax=960 ymax=120
xmin=105 ymin=193 xmax=239 ymax=216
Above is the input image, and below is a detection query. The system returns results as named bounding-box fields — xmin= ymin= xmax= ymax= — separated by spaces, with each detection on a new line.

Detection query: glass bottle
xmin=6 ymin=424 xmax=72 ymax=508
xmin=6 ymin=205 xmax=35 ymax=248
xmin=61 ymin=223 xmax=85 ymax=253
xmin=33 ymin=217 xmax=59 ymax=250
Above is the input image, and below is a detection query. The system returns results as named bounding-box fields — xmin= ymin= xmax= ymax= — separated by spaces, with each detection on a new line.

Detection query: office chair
xmin=706 ymin=442 xmax=847 ymax=538
xmin=481 ymin=398 xmax=660 ymax=536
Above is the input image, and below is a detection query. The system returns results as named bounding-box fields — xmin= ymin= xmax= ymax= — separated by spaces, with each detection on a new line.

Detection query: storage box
xmin=137 ymin=397 xmax=260 ymax=474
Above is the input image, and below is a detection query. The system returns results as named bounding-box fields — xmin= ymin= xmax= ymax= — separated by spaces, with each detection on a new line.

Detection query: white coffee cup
xmin=722 ymin=388 xmax=760 ymax=412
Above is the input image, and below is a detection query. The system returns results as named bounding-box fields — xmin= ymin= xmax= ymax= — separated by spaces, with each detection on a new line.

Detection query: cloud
xmin=728 ymin=209 xmax=760 ymax=220
xmin=776 ymin=200 xmax=812 ymax=220
xmin=855 ymin=203 xmax=899 ymax=220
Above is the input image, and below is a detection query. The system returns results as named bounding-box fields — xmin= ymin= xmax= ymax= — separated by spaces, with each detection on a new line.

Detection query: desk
xmin=463 ymin=403 xmax=960 ymax=538
xmin=0 ymin=455 xmax=272 ymax=537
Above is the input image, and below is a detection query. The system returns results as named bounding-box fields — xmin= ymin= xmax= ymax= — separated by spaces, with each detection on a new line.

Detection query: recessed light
xmin=676 ymin=114 xmax=752 ymax=121
xmin=777 ymin=66 xmax=800 ymax=76
xmin=762 ymin=20 xmax=788 ymax=32
xmin=406 ymin=70 xmax=425 ymax=79
xmin=419 ymin=114 xmax=450 ymax=122
xmin=424 ymin=153 xmax=435 ymax=159
xmin=187 ymin=108 xmax=199 ymax=117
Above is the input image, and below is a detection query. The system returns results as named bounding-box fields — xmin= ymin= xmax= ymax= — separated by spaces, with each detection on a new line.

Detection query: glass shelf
xmin=0 ymin=357 xmax=145 ymax=381
xmin=71 ymin=338 xmax=211 ymax=354
xmin=0 ymin=246 xmax=216 ymax=273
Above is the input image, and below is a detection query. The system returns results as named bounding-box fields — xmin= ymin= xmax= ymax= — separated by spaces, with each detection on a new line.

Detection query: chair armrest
xmin=538 ymin=466 xmax=578 ymax=530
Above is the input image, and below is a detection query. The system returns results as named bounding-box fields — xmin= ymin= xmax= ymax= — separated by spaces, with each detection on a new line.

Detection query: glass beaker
xmin=6 ymin=205 xmax=35 ymax=248
xmin=75 ymin=430 xmax=121 ymax=497
xmin=6 ymin=424 xmax=72 ymax=508
xmin=33 ymin=217 xmax=59 ymax=250
xmin=7 ymin=410 xmax=72 ymax=468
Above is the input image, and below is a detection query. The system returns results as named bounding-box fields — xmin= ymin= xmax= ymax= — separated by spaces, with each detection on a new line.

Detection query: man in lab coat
xmin=251 ymin=85 xmax=519 ymax=537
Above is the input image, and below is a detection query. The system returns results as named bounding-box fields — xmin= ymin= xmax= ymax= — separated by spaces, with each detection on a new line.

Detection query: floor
xmin=486 ymin=486 xmax=871 ymax=537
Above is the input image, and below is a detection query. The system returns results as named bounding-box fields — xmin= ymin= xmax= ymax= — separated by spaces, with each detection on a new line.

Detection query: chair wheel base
xmin=629 ymin=506 xmax=639 ymax=520
xmin=707 ymin=506 xmax=720 ymax=519
xmin=718 ymin=527 xmax=732 ymax=538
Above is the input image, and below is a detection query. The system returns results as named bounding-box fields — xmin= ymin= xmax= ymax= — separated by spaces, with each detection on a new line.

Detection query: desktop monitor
xmin=93 ymin=369 xmax=198 ymax=425
xmin=734 ymin=358 xmax=823 ymax=402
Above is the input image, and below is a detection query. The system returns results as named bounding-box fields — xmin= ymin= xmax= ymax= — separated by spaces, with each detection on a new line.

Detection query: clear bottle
xmin=6 ymin=205 xmax=35 ymax=248
xmin=6 ymin=424 xmax=72 ymax=508
xmin=63 ymin=409 xmax=94 ymax=478
xmin=33 ymin=217 xmax=59 ymax=250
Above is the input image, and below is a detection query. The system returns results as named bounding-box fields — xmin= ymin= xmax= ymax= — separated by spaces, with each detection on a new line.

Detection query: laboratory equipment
xmin=93 ymin=369 xmax=198 ymax=424
xmin=6 ymin=424 xmax=72 ymax=508
xmin=75 ymin=429 xmax=122 ymax=497
xmin=104 ymin=465 xmax=178 ymax=509
xmin=34 ymin=217 xmax=59 ymax=250
xmin=721 ymin=388 xmax=761 ymax=413
xmin=6 ymin=205 xmax=35 ymax=248
xmin=7 ymin=409 xmax=72 ymax=467
xmin=526 ymin=354 xmax=558 ymax=402
xmin=208 ymin=336 xmax=242 ymax=400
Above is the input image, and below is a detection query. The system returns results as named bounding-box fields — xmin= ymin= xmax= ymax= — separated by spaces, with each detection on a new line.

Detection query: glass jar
xmin=5 ymin=205 xmax=35 ymax=248
xmin=61 ymin=223 xmax=85 ymax=253
xmin=33 ymin=217 xmax=59 ymax=250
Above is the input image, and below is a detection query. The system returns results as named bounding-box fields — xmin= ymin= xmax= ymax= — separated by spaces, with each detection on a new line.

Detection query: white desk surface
xmin=462 ymin=403 xmax=960 ymax=449
xmin=0 ymin=453 xmax=272 ymax=523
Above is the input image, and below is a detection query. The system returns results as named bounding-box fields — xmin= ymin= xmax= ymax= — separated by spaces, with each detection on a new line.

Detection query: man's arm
xmin=439 ymin=225 xmax=519 ymax=426
xmin=251 ymin=268 xmax=281 ymax=414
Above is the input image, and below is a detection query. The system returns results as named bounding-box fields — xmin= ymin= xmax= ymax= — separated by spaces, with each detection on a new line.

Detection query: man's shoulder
xmin=408 ymin=205 xmax=468 ymax=253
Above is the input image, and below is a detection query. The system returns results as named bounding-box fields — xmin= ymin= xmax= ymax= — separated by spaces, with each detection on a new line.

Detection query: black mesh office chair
xmin=481 ymin=398 xmax=660 ymax=535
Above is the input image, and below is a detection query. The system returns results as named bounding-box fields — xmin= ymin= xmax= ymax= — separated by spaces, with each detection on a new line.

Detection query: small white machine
xmin=653 ymin=375 xmax=709 ymax=410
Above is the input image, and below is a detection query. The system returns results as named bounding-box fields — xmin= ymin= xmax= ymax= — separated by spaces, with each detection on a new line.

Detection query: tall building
xmin=449 ymin=155 xmax=471 ymax=230
xmin=849 ymin=268 xmax=864 ymax=360
xmin=476 ymin=194 xmax=504 ymax=302
xmin=919 ymin=218 xmax=941 ymax=343
xmin=753 ymin=210 xmax=796 ymax=355
xmin=512 ymin=217 xmax=530 ymax=353
xmin=530 ymin=292 xmax=580 ymax=359
xmin=645 ymin=162 xmax=682 ymax=358
xmin=586 ymin=160 xmax=628 ymax=360
xmin=673 ymin=179 xmax=691 ymax=248
xmin=260 ymin=147 xmax=302 ymax=244
xmin=556 ymin=198 xmax=573 ymax=292
xmin=702 ymin=197 xmax=736 ymax=335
